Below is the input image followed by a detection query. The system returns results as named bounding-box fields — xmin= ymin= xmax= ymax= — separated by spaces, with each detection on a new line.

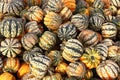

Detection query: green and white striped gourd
xmin=0 ymin=2 xmax=8 ymax=14
xmin=110 ymin=0 xmax=120 ymax=8
xmin=93 ymin=0 xmax=104 ymax=9
xmin=101 ymin=39 xmax=114 ymax=47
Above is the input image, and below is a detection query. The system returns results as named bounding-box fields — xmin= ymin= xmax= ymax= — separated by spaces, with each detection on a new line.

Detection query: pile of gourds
xmin=0 ymin=0 xmax=120 ymax=80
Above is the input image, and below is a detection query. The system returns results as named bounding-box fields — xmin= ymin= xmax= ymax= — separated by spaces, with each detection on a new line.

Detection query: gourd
xmin=0 ymin=38 xmax=22 ymax=58
xmin=110 ymin=0 xmax=120 ymax=8
xmin=101 ymin=39 xmax=114 ymax=47
xmin=93 ymin=0 xmax=104 ymax=9
xmin=0 ymin=72 xmax=16 ymax=80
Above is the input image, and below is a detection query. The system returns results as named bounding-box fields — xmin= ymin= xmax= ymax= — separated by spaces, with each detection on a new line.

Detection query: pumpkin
xmin=25 ymin=21 xmax=44 ymax=36
xmin=89 ymin=13 xmax=105 ymax=31
xmin=0 ymin=2 xmax=8 ymax=14
xmin=96 ymin=60 xmax=120 ymax=80
xmin=0 ymin=38 xmax=22 ymax=58
xmin=55 ymin=62 xmax=68 ymax=74
xmin=101 ymin=22 xmax=117 ymax=38
xmin=46 ymin=0 xmax=63 ymax=12
xmin=7 ymin=0 xmax=24 ymax=16
xmin=77 ymin=29 xmax=99 ymax=47
xmin=24 ymin=6 xmax=44 ymax=22
xmin=47 ymin=50 xmax=63 ymax=66
xmin=57 ymin=22 xmax=77 ymax=41
xmin=44 ymin=12 xmax=62 ymax=31
xmin=21 ymin=33 xmax=38 ymax=50
xmin=29 ymin=55 xmax=51 ymax=79
xmin=0 ymin=72 xmax=16 ymax=80
xmin=93 ymin=0 xmax=104 ymax=8
xmin=62 ymin=0 xmax=76 ymax=12
xmin=95 ymin=43 xmax=108 ymax=60
xmin=0 ymin=18 xmax=23 ymax=38
xmin=101 ymin=39 xmax=114 ymax=47
xmin=110 ymin=0 xmax=120 ymax=8
xmin=23 ymin=0 xmax=42 ymax=7
xmin=42 ymin=73 xmax=62 ymax=80
xmin=39 ymin=31 xmax=57 ymax=50
xmin=66 ymin=62 xmax=86 ymax=78
xmin=80 ymin=47 xmax=101 ymax=69
xmin=59 ymin=7 xmax=72 ymax=21
xmin=62 ymin=39 xmax=84 ymax=62
xmin=71 ymin=14 xmax=89 ymax=31
xmin=17 ymin=63 xmax=30 ymax=78
xmin=3 ymin=57 xmax=20 ymax=73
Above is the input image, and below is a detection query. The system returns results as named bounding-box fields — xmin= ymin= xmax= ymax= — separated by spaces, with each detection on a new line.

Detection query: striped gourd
xmin=71 ymin=14 xmax=89 ymax=31
xmin=62 ymin=39 xmax=84 ymax=62
xmin=77 ymin=29 xmax=99 ymax=47
xmin=89 ymin=13 xmax=105 ymax=31
xmin=25 ymin=6 xmax=44 ymax=22
xmin=95 ymin=43 xmax=108 ymax=60
xmin=46 ymin=0 xmax=63 ymax=12
xmin=101 ymin=22 xmax=117 ymax=38
xmin=0 ymin=57 xmax=3 ymax=70
xmin=110 ymin=0 xmax=120 ymax=7
xmin=101 ymin=39 xmax=114 ymax=47
xmin=7 ymin=0 xmax=24 ymax=16
xmin=0 ymin=18 xmax=23 ymax=38
xmin=0 ymin=0 xmax=14 ymax=3
xmin=96 ymin=60 xmax=120 ymax=80
xmin=93 ymin=0 xmax=104 ymax=9
xmin=21 ymin=33 xmax=38 ymax=50
xmin=3 ymin=57 xmax=20 ymax=73
xmin=66 ymin=62 xmax=86 ymax=78
xmin=41 ymin=0 xmax=49 ymax=10
xmin=112 ymin=16 xmax=120 ymax=30
xmin=59 ymin=7 xmax=72 ymax=21
xmin=0 ymin=2 xmax=8 ymax=14
xmin=25 ymin=21 xmax=43 ymax=35
xmin=0 ymin=38 xmax=22 ymax=58
xmin=39 ymin=31 xmax=57 ymax=50
xmin=57 ymin=22 xmax=77 ymax=41
xmin=23 ymin=0 xmax=42 ymax=7
xmin=29 ymin=55 xmax=51 ymax=79
xmin=105 ymin=15 xmax=116 ymax=22
xmin=44 ymin=12 xmax=62 ymax=31
xmin=80 ymin=47 xmax=101 ymax=69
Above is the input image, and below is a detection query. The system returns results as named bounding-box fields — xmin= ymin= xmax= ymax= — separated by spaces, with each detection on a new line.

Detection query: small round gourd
xmin=93 ymin=0 xmax=104 ymax=8
xmin=96 ymin=60 xmax=120 ymax=80
xmin=3 ymin=57 xmax=20 ymax=73
xmin=29 ymin=55 xmax=51 ymax=79
xmin=77 ymin=29 xmax=99 ymax=47
xmin=101 ymin=22 xmax=117 ymax=38
xmin=80 ymin=47 xmax=101 ymax=69
xmin=0 ymin=2 xmax=8 ymax=14
xmin=62 ymin=39 xmax=84 ymax=62
xmin=0 ymin=38 xmax=22 ymax=58
xmin=101 ymin=39 xmax=114 ymax=47
xmin=0 ymin=72 xmax=16 ymax=80
xmin=46 ymin=0 xmax=63 ymax=12
xmin=39 ymin=31 xmax=57 ymax=50
xmin=7 ymin=0 xmax=24 ymax=16
xmin=0 ymin=18 xmax=23 ymax=38
xmin=21 ymin=33 xmax=38 ymax=50
xmin=110 ymin=0 xmax=120 ymax=8
xmin=95 ymin=43 xmax=108 ymax=60
xmin=59 ymin=7 xmax=72 ymax=21
xmin=71 ymin=14 xmax=89 ymax=31
xmin=44 ymin=12 xmax=62 ymax=31
xmin=57 ymin=22 xmax=77 ymax=41
xmin=66 ymin=62 xmax=86 ymax=78
xmin=24 ymin=6 xmax=44 ymax=22
xmin=62 ymin=0 xmax=76 ymax=12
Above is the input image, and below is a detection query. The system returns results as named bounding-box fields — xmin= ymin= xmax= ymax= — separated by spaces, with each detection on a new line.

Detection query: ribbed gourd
xmin=21 ymin=33 xmax=38 ymax=50
xmin=101 ymin=22 xmax=117 ymax=38
xmin=0 ymin=72 xmax=16 ymax=80
xmin=44 ymin=12 xmax=62 ymax=31
xmin=0 ymin=2 xmax=8 ymax=14
xmin=66 ymin=62 xmax=86 ymax=78
xmin=93 ymin=0 xmax=104 ymax=9
xmin=24 ymin=6 xmax=44 ymax=22
xmin=89 ymin=13 xmax=105 ymax=31
xmin=0 ymin=18 xmax=23 ymax=38
xmin=7 ymin=0 xmax=24 ymax=16
xmin=101 ymin=39 xmax=114 ymax=47
xmin=80 ymin=47 xmax=101 ymax=69
xmin=77 ymin=29 xmax=99 ymax=47
xmin=62 ymin=39 xmax=84 ymax=62
xmin=95 ymin=43 xmax=108 ymax=60
xmin=3 ymin=57 xmax=20 ymax=73
xmin=57 ymin=22 xmax=77 ymax=41
xmin=96 ymin=60 xmax=120 ymax=80
xmin=71 ymin=14 xmax=89 ymax=31
xmin=46 ymin=0 xmax=63 ymax=12
xmin=0 ymin=38 xmax=22 ymax=58
xmin=60 ymin=7 xmax=72 ymax=21
xmin=29 ymin=55 xmax=51 ymax=79
xmin=110 ymin=0 xmax=120 ymax=8
xmin=39 ymin=31 xmax=57 ymax=50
